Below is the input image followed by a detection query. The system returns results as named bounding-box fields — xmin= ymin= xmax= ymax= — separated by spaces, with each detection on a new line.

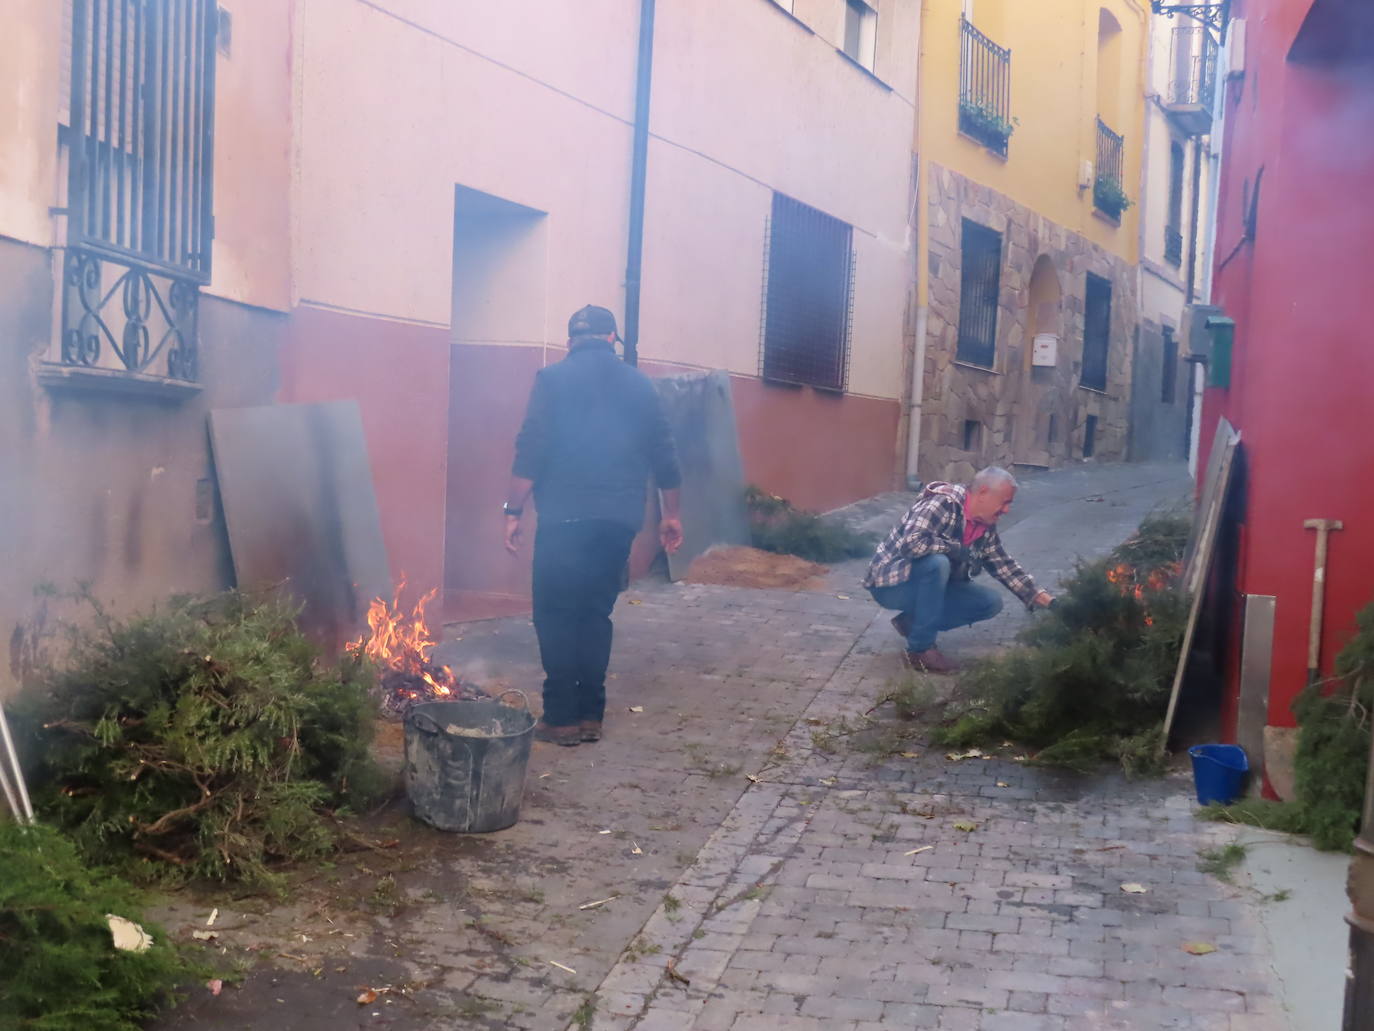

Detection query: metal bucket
xmin=403 ymin=692 xmax=534 ymax=833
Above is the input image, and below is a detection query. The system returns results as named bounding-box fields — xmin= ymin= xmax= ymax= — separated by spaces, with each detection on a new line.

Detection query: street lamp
xmin=1149 ymin=0 xmax=1231 ymax=42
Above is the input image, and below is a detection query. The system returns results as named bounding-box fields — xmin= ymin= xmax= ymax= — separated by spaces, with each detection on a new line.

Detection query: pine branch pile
xmin=744 ymin=486 xmax=875 ymax=563
xmin=1202 ymin=600 xmax=1374 ymax=851
xmin=0 ymin=820 xmax=202 ymax=1031
xmin=10 ymin=590 xmax=384 ymax=887
xmin=933 ymin=513 xmax=1191 ymax=774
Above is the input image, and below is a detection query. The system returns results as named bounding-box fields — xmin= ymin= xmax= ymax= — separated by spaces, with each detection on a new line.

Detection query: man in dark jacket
xmin=864 ymin=467 xmax=1053 ymax=673
xmin=504 ymin=305 xmax=683 ymax=746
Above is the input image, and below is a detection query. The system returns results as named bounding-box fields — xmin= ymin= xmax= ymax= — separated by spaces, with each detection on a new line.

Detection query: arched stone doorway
xmin=1011 ymin=254 xmax=1065 ymax=467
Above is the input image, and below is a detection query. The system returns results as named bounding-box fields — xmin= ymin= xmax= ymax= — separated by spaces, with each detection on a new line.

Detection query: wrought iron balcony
xmin=1164 ymin=226 xmax=1184 ymax=266
xmin=1093 ymin=118 xmax=1130 ymax=221
xmin=49 ymin=0 xmax=217 ymax=392
xmin=59 ymin=248 xmax=199 ymax=383
xmin=1165 ymin=24 xmax=1218 ymax=136
xmin=958 ymin=16 xmax=1013 ymax=157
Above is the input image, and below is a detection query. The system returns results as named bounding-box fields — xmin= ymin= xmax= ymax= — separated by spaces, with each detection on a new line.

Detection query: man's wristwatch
xmin=502 ymin=502 xmax=523 ymax=517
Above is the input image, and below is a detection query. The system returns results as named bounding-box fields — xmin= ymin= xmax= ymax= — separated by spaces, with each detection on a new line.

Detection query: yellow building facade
xmin=912 ymin=0 xmax=1149 ymax=481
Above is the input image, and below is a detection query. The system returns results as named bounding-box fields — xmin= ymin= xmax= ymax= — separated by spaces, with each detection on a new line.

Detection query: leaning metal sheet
xmin=208 ymin=401 xmax=392 ymax=647
xmin=653 ymin=370 xmax=752 ymax=581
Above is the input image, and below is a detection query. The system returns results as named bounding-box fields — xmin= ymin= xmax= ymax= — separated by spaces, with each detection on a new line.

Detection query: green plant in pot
xmin=958 ymin=99 xmax=1016 ymax=152
xmin=1094 ymin=175 xmax=1133 ymax=219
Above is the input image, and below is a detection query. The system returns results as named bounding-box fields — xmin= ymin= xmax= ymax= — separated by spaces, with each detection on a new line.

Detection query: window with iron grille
xmin=958 ymin=16 xmax=1012 ymax=156
xmin=57 ymin=0 xmax=217 ymax=384
xmin=1081 ymin=273 xmax=1112 ymax=392
xmin=759 ymin=193 xmax=854 ymax=392
xmin=67 ymin=0 xmax=216 ymax=279
xmin=955 ymin=219 xmax=1002 ymax=368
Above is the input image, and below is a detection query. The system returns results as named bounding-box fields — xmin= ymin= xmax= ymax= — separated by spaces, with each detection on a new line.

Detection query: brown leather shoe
xmin=890 ymin=612 xmax=913 ymax=640
xmin=904 ymin=648 xmax=959 ymax=674
xmin=579 ymin=720 xmax=603 ymax=743
xmin=534 ymin=720 xmax=580 ymax=747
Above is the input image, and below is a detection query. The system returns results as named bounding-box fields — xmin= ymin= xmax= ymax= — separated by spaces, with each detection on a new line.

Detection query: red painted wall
xmin=278 ymin=305 xmax=451 ymax=605
xmin=276 ymin=314 xmax=900 ymax=620
xmin=731 ymin=377 xmax=900 ymax=513
xmin=1204 ymin=0 xmax=1374 ymax=728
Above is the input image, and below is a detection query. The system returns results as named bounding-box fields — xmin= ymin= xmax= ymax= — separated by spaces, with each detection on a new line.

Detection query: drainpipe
xmin=1343 ymin=742 xmax=1374 ymax=1028
xmin=905 ymin=1 xmax=931 ymax=490
xmin=906 ymin=304 xmax=929 ymax=489
xmin=622 ymin=0 xmax=656 ymax=369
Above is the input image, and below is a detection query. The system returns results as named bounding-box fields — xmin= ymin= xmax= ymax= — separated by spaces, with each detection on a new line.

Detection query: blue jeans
xmin=867 ymin=554 xmax=1003 ymax=652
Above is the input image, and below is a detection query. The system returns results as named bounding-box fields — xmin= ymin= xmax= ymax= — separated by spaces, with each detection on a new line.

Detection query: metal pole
xmin=0 ymin=705 xmax=33 ymax=823
xmin=622 ymin=0 xmax=656 ymax=369
xmin=1344 ymin=720 xmax=1374 ymax=1028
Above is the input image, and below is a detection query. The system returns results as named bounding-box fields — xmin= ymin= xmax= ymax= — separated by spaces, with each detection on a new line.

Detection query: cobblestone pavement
xmin=153 ymin=461 xmax=1291 ymax=1031
xmin=580 ymin=462 xmax=1290 ymax=1031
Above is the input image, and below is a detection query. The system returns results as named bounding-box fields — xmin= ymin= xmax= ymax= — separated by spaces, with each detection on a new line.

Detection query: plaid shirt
xmin=862 ymin=482 xmax=1039 ymax=606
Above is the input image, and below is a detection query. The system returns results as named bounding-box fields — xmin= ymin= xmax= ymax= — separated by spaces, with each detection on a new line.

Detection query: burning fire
xmin=1104 ymin=561 xmax=1181 ymax=627
xmin=347 ymin=581 xmax=479 ymax=716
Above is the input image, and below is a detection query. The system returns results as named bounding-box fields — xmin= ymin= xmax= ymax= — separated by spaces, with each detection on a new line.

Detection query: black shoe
xmin=579 ymin=721 xmax=603 ymax=743
xmin=534 ymin=720 xmax=580 ymax=747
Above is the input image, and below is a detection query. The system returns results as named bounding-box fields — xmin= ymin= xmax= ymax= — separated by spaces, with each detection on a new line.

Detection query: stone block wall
xmin=919 ymin=163 xmax=1137 ymax=483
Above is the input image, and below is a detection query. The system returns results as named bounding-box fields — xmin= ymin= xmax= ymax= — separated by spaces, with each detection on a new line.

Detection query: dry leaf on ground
xmin=106 ymin=914 xmax=153 ymax=953
xmin=1182 ymin=942 xmax=1218 ymax=955
xmin=1120 ymin=883 xmax=1150 ymax=894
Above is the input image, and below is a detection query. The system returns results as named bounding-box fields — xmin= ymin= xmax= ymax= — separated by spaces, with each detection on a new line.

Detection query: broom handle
xmin=0 ymin=706 xmax=33 ymax=822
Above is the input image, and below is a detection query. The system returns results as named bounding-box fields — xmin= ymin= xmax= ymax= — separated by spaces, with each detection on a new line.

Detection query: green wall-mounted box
xmin=1205 ymin=316 xmax=1235 ymax=389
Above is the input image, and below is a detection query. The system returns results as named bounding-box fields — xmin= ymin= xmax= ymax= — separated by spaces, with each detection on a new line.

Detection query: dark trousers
xmin=532 ymin=519 xmax=636 ymax=727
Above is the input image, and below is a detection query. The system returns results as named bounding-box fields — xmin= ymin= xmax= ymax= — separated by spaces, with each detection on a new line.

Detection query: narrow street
xmin=153 ymin=460 xmax=1294 ymax=1031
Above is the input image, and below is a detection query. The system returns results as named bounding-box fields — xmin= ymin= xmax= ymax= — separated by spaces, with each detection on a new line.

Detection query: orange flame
xmin=348 ymin=581 xmax=455 ymax=700
xmin=1104 ymin=560 xmax=1181 ymax=628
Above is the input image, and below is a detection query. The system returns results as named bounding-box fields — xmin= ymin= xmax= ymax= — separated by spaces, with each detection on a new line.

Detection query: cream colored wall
xmin=208 ymin=0 xmax=294 ymax=312
xmin=292 ymin=0 xmax=917 ymax=399
xmin=644 ymin=0 xmax=918 ymax=398
xmin=0 ymin=0 xmax=294 ymax=311
xmin=293 ymin=0 xmax=636 ymax=336
xmin=1137 ymin=12 xmax=1216 ymax=322
xmin=0 ymin=0 xmax=62 ymax=248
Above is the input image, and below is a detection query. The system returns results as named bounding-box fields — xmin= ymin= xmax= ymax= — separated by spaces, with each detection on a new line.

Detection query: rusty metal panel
xmin=653 ymin=371 xmax=751 ymax=582
xmin=208 ymin=400 xmax=391 ymax=647
xmin=1238 ymin=594 xmax=1276 ymax=792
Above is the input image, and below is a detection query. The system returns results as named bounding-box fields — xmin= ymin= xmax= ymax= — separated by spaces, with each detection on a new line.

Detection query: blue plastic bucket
xmin=1188 ymin=744 xmax=1249 ymax=805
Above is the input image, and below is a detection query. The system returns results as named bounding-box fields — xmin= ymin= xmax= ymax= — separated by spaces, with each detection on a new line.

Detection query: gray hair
xmin=971 ymin=466 xmax=1018 ymax=491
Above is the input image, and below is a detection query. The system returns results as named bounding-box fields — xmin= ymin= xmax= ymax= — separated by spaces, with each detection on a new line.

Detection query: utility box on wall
xmin=1205 ymin=316 xmax=1235 ymax=389
xmin=1031 ymin=333 xmax=1058 ymax=367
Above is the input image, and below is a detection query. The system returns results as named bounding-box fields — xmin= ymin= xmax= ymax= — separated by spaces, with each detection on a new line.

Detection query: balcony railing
xmin=958 ymin=16 xmax=1013 ymax=157
xmin=1165 ymin=25 xmax=1217 ymax=135
xmin=1093 ymin=118 xmax=1129 ymax=221
xmin=1164 ymin=226 xmax=1184 ymax=266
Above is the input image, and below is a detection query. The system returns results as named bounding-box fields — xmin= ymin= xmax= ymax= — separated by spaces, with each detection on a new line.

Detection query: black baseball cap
xmin=567 ymin=305 xmax=619 ymax=338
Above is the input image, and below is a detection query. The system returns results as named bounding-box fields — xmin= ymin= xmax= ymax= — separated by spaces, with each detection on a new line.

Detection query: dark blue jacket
xmin=512 ymin=342 xmax=682 ymax=532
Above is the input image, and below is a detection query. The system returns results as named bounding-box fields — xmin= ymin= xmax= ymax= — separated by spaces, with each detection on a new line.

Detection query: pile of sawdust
xmin=684 ymin=546 xmax=829 ymax=591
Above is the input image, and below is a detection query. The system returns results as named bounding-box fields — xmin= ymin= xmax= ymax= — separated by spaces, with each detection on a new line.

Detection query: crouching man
xmin=863 ymin=467 xmax=1053 ymax=673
